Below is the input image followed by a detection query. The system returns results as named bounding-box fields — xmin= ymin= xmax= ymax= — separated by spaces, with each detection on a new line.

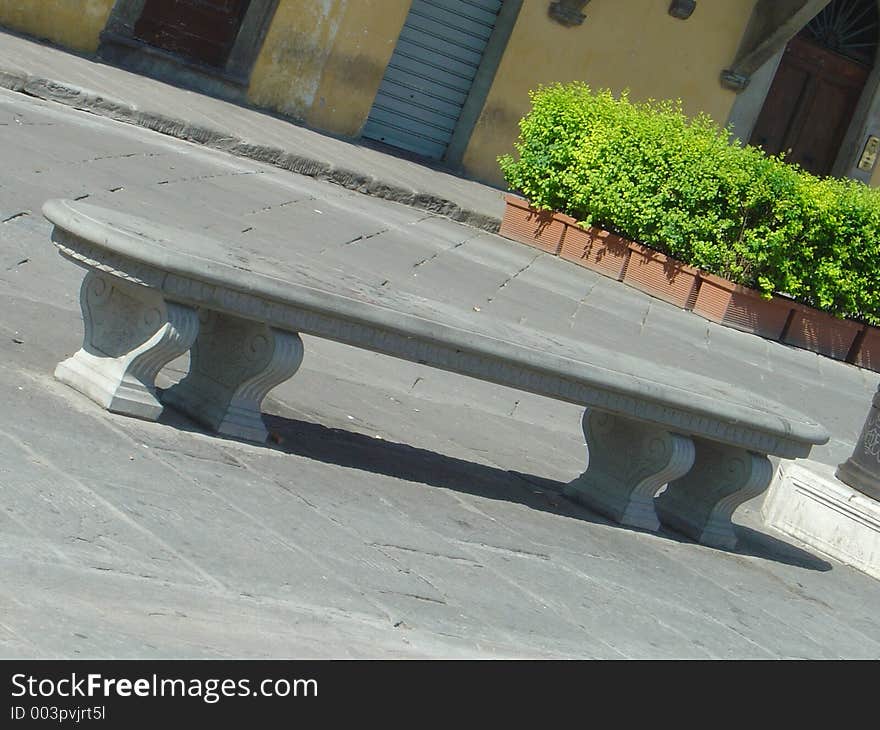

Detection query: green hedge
xmin=498 ymin=83 xmax=880 ymax=324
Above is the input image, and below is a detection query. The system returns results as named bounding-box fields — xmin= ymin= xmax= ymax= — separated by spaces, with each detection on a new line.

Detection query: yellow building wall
xmin=463 ymin=0 xmax=756 ymax=185
xmin=248 ymin=0 xmax=347 ymax=120
xmin=306 ymin=0 xmax=412 ymax=135
xmin=0 ymin=0 xmax=114 ymax=53
xmin=248 ymin=0 xmax=410 ymax=133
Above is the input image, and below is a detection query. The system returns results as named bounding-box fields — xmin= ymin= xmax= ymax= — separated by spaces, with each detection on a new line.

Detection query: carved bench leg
xmin=654 ymin=438 xmax=773 ymax=549
xmin=161 ymin=310 xmax=304 ymax=442
xmin=564 ymin=410 xmax=695 ymax=530
xmin=55 ymin=271 xmax=199 ymax=420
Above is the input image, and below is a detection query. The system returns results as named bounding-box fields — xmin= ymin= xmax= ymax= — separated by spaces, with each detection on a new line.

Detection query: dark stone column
xmin=836 ymin=384 xmax=880 ymax=500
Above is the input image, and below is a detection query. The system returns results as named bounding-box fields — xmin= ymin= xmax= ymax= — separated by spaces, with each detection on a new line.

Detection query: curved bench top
xmin=43 ymin=198 xmax=829 ymax=458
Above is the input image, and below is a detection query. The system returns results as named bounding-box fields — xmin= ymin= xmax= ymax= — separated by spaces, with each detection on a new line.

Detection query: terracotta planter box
xmin=498 ymin=194 xmax=874 ymax=366
xmin=783 ymin=305 xmax=864 ymax=361
xmin=558 ymin=220 xmax=631 ymax=280
xmin=499 ymin=194 xmax=565 ymax=255
xmin=692 ymin=272 xmax=794 ymax=340
xmin=622 ymin=243 xmax=700 ymax=309
xmin=849 ymin=325 xmax=880 ymax=371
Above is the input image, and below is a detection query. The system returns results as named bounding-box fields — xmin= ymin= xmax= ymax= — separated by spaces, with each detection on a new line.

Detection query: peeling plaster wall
xmin=306 ymin=0 xmax=411 ymax=136
xmin=0 ymin=0 xmax=114 ymax=53
xmin=247 ymin=0 xmax=348 ymax=121
xmin=249 ymin=0 xmax=410 ymax=135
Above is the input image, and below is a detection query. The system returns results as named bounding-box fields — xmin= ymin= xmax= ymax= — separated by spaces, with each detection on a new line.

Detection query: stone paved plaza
xmin=0 ymin=61 xmax=878 ymax=657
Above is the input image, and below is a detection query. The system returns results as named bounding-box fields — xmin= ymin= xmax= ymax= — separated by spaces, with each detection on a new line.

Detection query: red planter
xmin=692 ymin=272 xmax=795 ymax=340
xmin=783 ymin=305 xmax=864 ymax=361
xmin=623 ymin=243 xmax=700 ymax=309
xmin=496 ymin=194 xmax=880 ymax=372
xmin=498 ymin=194 xmax=565 ymax=255
xmin=558 ymin=219 xmax=631 ymax=280
xmin=849 ymin=326 xmax=880 ymax=370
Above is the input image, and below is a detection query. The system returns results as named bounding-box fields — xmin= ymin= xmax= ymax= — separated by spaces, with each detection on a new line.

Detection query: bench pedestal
xmin=564 ymin=410 xmax=695 ymax=530
xmin=55 ymin=271 xmax=199 ymax=420
xmin=161 ymin=310 xmax=304 ymax=442
xmin=654 ymin=439 xmax=773 ymax=549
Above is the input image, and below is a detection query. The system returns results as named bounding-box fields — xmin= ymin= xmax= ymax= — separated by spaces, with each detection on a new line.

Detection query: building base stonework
xmin=762 ymin=460 xmax=880 ymax=580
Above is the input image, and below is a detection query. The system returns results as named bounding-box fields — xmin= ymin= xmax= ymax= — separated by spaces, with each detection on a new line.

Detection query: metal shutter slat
xmin=370 ymin=95 xmax=459 ymax=133
xmin=409 ymin=0 xmax=498 ymax=34
xmin=381 ymin=65 xmax=470 ymax=106
xmin=418 ymin=0 xmax=502 ymax=25
xmin=375 ymin=80 xmax=467 ymax=120
xmin=401 ymin=21 xmax=490 ymax=57
xmin=361 ymin=122 xmax=450 ymax=159
xmin=367 ymin=106 xmax=455 ymax=142
xmin=393 ymin=37 xmax=481 ymax=80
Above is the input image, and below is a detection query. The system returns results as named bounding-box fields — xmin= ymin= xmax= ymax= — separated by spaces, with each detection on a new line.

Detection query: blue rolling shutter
xmin=362 ymin=0 xmax=502 ymax=160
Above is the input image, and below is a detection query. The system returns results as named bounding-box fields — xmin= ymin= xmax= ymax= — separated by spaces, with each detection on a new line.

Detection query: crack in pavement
xmin=156 ymin=170 xmax=263 ymax=186
xmin=369 ymin=543 xmax=483 ymax=568
xmin=341 ymin=228 xmax=390 ymax=246
xmin=2 ymin=210 xmax=29 ymax=223
xmin=485 ymin=253 xmax=541 ymax=304
xmin=243 ymin=198 xmax=309 ymax=216
xmin=412 ymin=239 xmax=467 ymax=269
xmin=376 ymin=590 xmax=447 ymax=605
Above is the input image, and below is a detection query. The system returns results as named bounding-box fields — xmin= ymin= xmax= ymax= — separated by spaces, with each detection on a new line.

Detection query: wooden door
xmin=134 ymin=0 xmax=251 ymax=69
xmin=749 ymin=35 xmax=870 ymax=176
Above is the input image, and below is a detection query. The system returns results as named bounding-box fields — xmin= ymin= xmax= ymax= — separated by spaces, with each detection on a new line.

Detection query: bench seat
xmin=43 ymin=199 xmax=829 ymax=549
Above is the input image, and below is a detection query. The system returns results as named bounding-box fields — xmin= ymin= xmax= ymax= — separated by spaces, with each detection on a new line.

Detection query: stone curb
xmin=0 ymin=71 xmax=502 ymax=233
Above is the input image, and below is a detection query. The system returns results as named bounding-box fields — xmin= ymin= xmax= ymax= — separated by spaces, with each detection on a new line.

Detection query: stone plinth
xmin=763 ymin=460 xmax=880 ymax=581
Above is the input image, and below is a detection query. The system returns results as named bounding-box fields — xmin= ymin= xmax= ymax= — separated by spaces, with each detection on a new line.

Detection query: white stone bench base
xmin=56 ymin=272 xmax=304 ymax=441
xmin=161 ymin=310 xmax=304 ymax=442
xmin=55 ymin=272 xmax=198 ymax=420
xmin=565 ymin=413 xmax=775 ymax=548
xmin=564 ymin=411 xmax=695 ymax=531
xmin=654 ymin=439 xmax=773 ymax=550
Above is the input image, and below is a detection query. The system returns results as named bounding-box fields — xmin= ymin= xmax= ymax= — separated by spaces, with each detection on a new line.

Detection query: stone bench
xmin=43 ymin=198 xmax=830 ymax=550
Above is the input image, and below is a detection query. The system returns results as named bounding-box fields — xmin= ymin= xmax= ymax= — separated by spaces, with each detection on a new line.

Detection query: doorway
xmin=749 ymin=0 xmax=878 ymax=176
xmin=99 ymin=0 xmax=278 ymax=101
xmin=133 ymin=0 xmax=252 ymax=69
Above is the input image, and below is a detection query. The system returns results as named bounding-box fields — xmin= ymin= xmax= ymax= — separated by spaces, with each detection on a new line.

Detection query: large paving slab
xmin=0 ymin=89 xmax=878 ymax=658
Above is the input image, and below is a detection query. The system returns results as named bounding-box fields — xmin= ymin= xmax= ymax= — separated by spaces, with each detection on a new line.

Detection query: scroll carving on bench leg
xmin=563 ymin=410 xmax=695 ymax=531
xmin=161 ymin=310 xmax=304 ymax=442
xmin=653 ymin=438 xmax=774 ymax=550
xmin=54 ymin=270 xmax=199 ymax=420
